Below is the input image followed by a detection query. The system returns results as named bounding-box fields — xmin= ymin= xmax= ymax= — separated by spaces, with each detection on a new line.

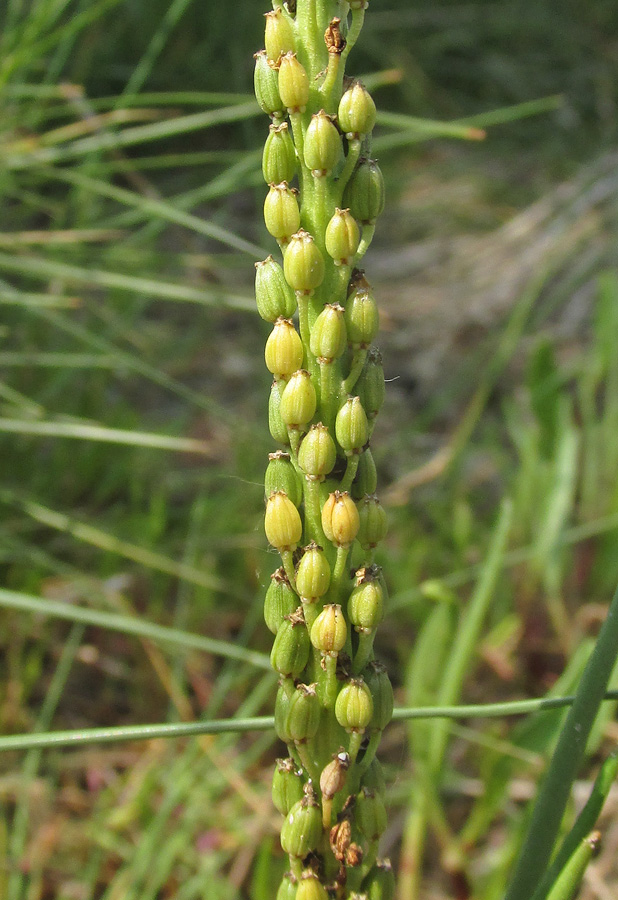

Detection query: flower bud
xmin=278 ymin=52 xmax=310 ymax=113
xmin=304 ymin=110 xmax=342 ymax=176
xmin=272 ymin=757 xmax=305 ymax=815
xmin=320 ymin=750 xmax=350 ymax=800
xmin=296 ymin=542 xmax=331 ymax=600
xmin=269 ymin=379 xmax=291 ymax=445
xmin=265 ymin=451 xmax=303 ymax=506
xmin=265 ymin=490 xmax=303 ymax=552
xmin=336 ymin=396 xmax=369 ymax=455
xmin=277 ymin=872 xmax=298 ymax=900
xmin=321 ymin=491 xmax=360 ymax=547
xmin=264 ymin=567 xmax=299 ymax=634
xmin=296 ymin=872 xmax=329 ymax=900
xmin=352 ymin=449 xmax=378 ymax=499
xmin=357 ymin=494 xmax=387 ymax=550
xmin=284 ymin=230 xmax=325 ymax=293
xmin=264 ymin=8 xmax=295 ymax=63
xmin=343 ymin=158 xmax=385 ymax=225
xmin=362 ymin=860 xmax=396 ymax=900
xmin=254 ymin=51 xmax=286 ymax=118
xmin=264 ymin=182 xmax=301 ymax=242
xmin=310 ymin=303 xmax=347 ymax=362
xmin=298 ymin=423 xmax=337 ymax=480
xmin=271 ymin=608 xmax=310 ymax=678
xmin=255 ymin=256 xmax=296 ymax=322
xmin=345 ymin=288 xmax=379 ymax=348
xmin=281 ymin=790 xmax=323 ymax=858
xmin=263 ymin=123 xmax=297 ymax=185
xmin=356 ymin=349 xmax=385 ymax=419
xmin=335 ymin=677 xmax=373 ymax=731
xmin=280 ymin=369 xmax=317 ymax=429
xmin=310 ymin=603 xmax=347 ymax=654
xmin=265 ymin=317 xmax=304 ymax=379
xmin=325 ymin=208 xmax=360 ymax=266
xmin=363 ymin=661 xmax=393 ymax=732
xmin=348 ymin=570 xmax=384 ymax=631
xmin=285 ymin=682 xmax=321 ymax=742
xmin=355 ymin=787 xmax=387 ymax=843
xmin=338 ymin=82 xmax=376 ymax=138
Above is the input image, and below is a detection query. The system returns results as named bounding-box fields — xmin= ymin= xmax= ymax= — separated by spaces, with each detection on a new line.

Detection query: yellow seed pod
xmin=265 ymin=317 xmax=304 ymax=379
xmin=264 ymin=8 xmax=295 ymax=63
xmin=321 ymin=491 xmax=360 ymax=547
xmin=278 ymin=52 xmax=310 ymax=112
xmin=310 ymin=604 xmax=347 ymax=654
xmin=325 ymin=208 xmax=360 ymax=266
xmin=264 ymin=182 xmax=301 ymax=242
xmin=296 ymin=873 xmax=329 ymax=900
xmin=265 ymin=490 xmax=303 ymax=551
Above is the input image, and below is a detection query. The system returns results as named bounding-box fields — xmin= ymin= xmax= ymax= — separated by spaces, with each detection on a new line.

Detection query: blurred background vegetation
xmin=1 ymin=1 xmax=618 ymax=898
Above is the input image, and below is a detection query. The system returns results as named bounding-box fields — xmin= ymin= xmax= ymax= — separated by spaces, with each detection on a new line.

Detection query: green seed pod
xmin=264 ymin=183 xmax=301 ymax=243
xmin=296 ymin=872 xmax=329 ymax=900
xmin=336 ymin=396 xmax=369 ymax=455
xmin=266 ymin=451 xmax=303 ymax=505
xmin=363 ymin=661 xmax=393 ymax=733
xmin=362 ymin=860 xmax=396 ymax=900
xmin=280 ymin=369 xmax=317 ymax=429
xmin=269 ymin=379 xmax=291 ymax=445
xmin=284 ymin=230 xmax=325 ymax=293
xmin=357 ymin=494 xmax=388 ymax=550
xmin=255 ymin=256 xmax=296 ymax=322
xmin=310 ymin=303 xmax=347 ymax=362
xmin=265 ymin=317 xmax=304 ymax=379
xmin=275 ymin=681 xmax=294 ymax=742
xmin=281 ymin=790 xmax=323 ymax=858
xmin=285 ymin=682 xmax=321 ymax=742
xmin=271 ymin=608 xmax=310 ymax=678
xmin=254 ymin=51 xmax=286 ymax=118
xmin=338 ymin=82 xmax=377 ymax=138
xmin=304 ymin=109 xmax=342 ymax=176
xmin=335 ymin=677 xmax=373 ymax=731
xmin=345 ymin=289 xmax=379 ymax=348
xmin=320 ymin=750 xmax=350 ymax=800
xmin=310 ymin=603 xmax=347 ymax=654
xmin=352 ymin=449 xmax=378 ymax=499
xmin=325 ymin=208 xmax=360 ymax=266
xmin=263 ymin=123 xmax=297 ymax=185
xmin=356 ymin=349 xmax=385 ymax=420
xmin=296 ymin=542 xmax=331 ymax=601
xmin=343 ymin=158 xmax=385 ymax=225
xmin=264 ymin=7 xmax=295 ymax=63
xmin=298 ymin=423 xmax=337 ymax=481
xmin=264 ymin=567 xmax=298 ymax=634
xmin=355 ymin=787 xmax=387 ymax=843
xmin=322 ymin=490 xmax=360 ymax=548
xmin=272 ymin=757 xmax=305 ymax=815
xmin=278 ymin=52 xmax=310 ymax=113
xmin=265 ymin=490 xmax=303 ymax=552
xmin=348 ymin=570 xmax=384 ymax=631
xmin=362 ymin=758 xmax=386 ymax=796
xmin=277 ymin=872 xmax=299 ymax=900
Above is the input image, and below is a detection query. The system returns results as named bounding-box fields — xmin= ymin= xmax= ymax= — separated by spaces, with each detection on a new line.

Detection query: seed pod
xmin=278 ymin=52 xmax=310 ymax=112
xmin=277 ymin=872 xmax=299 ymax=900
xmin=285 ymin=682 xmax=321 ymax=742
xmin=343 ymin=158 xmax=385 ymax=225
xmin=310 ymin=303 xmax=347 ymax=362
xmin=254 ymin=50 xmax=286 ymax=118
xmin=348 ymin=570 xmax=384 ymax=631
xmin=265 ymin=451 xmax=303 ymax=505
xmin=357 ymin=494 xmax=388 ymax=550
xmin=338 ymin=82 xmax=376 ymax=138
xmin=336 ymin=397 xmax=369 ymax=455
xmin=271 ymin=609 xmax=310 ymax=678
xmin=325 ymin=208 xmax=360 ymax=266
xmin=264 ymin=567 xmax=299 ymax=634
xmin=264 ymin=182 xmax=301 ymax=242
xmin=355 ymin=787 xmax=387 ymax=843
xmin=298 ymin=423 xmax=337 ymax=480
xmin=255 ymin=256 xmax=296 ymax=322
xmin=322 ymin=491 xmax=360 ymax=547
xmin=335 ymin=677 xmax=373 ymax=731
xmin=263 ymin=123 xmax=297 ymax=185
xmin=363 ymin=661 xmax=393 ymax=733
xmin=284 ymin=230 xmax=325 ymax=293
xmin=275 ymin=681 xmax=294 ymax=742
xmin=311 ymin=603 xmax=347 ymax=654
xmin=352 ymin=449 xmax=378 ymax=499
xmin=362 ymin=860 xmax=396 ymax=900
xmin=280 ymin=370 xmax=317 ymax=429
xmin=281 ymin=790 xmax=323 ymax=858
xmin=272 ymin=757 xmax=305 ymax=815
xmin=296 ymin=542 xmax=331 ymax=600
xmin=356 ymin=349 xmax=385 ymax=420
xmin=304 ymin=109 xmax=342 ymax=176
xmin=345 ymin=288 xmax=379 ymax=348
xmin=265 ymin=491 xmax=303 ymax=552
xmin=265 ymin=318 xmax=304 ymax=379
xmin=264 ymin=7 xmax=295 ymax=63
xmin=320 ymin=750 xmax=350 ymax=799
xmin=296 ymin=872 xmax=329 ymax=900
xmin=269 ymin=379 xmax=291 ymax=444
xmin=362 ymin=758 xmax=386 ymax=796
